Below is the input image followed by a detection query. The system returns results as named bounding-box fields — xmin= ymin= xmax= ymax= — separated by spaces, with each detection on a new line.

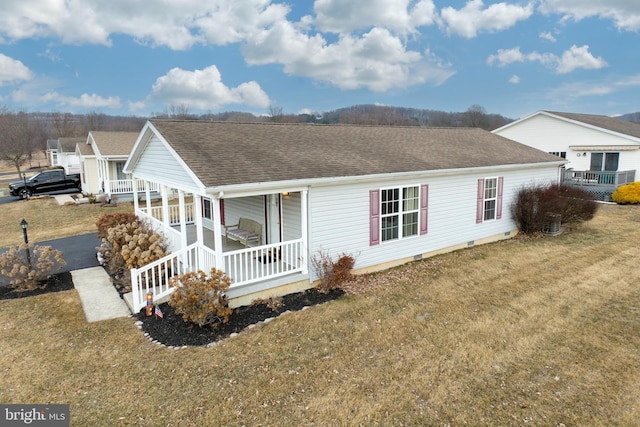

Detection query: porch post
xmin=178 ymin=190 xmax=187 ymax=248
xmin=213 ymin=196 xmax=225 ymax=272
xmin=161 ymin=184 xmax=170 ymax=235
xmin=194 ymin=195 xmax=204 ymax=245
xmin=132 ymin=176 xmax=139 ymax=213
xmin=301 ymin=189 xmax=309 ymax=275
xmin=145 ymin=180 xmax=152 ymax=214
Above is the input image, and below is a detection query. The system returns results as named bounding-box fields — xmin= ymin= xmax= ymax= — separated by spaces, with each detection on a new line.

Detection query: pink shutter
xmin=496 ymin=177 xmax=504 ymax=220
xmin=420 ymin=184 xmax=428 ymax=235
xmin=369 ymin=189 xmax=380 ymax=246
xmin=476 ymin=178 xmax=484 ymax=224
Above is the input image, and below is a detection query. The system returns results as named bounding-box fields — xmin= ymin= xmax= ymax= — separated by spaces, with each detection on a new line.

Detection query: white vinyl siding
xmin=308 ymin=166 xmax=559 ymax=282
xmin=134 ymin=135 xmax=200 ymax=191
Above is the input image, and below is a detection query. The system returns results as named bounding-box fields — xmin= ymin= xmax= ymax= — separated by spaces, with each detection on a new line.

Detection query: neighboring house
xmin=493 ymin=111 xmax=640 ymax=201
xmin=78 ymin=131 xmax=156 ymax=201
xmin=122 ymin=120 xmax=564 ymax=313
xmin=46 ymin=139 xmax=58 ymax=166
xmin=53 ymin=137 xmax=84 ymax=174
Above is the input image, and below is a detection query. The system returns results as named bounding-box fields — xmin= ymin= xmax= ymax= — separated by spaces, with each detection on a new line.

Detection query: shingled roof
xmin=545 ymin=111 xmax=640 ymax=140
xmin=148 ymin=120 xmax=562 ymax=188
xmin=58 ymin=137 xmax=85 ymax=153
xmin=90 ymin=131 xmax=139 ymax=157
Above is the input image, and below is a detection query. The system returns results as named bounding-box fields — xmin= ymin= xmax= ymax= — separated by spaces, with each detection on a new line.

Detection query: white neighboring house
xmin=77 ymin=131 xmax=157 ymax=201
xmin=493 ymin=111 xmax=640 ymax=200
xmin=122 ymin=120 xmax=564 ymax=313
xmin=51 ymin=137 xmax=83 ymax=174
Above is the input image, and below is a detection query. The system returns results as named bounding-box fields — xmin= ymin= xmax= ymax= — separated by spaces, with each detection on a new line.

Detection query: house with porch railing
xmin=122 ymin=120 xmax=565 ymax=314
xmin=493 ymin=111 xmax=640 ymax=201
xmin=51 ymin=137 xmax=84 ymax=175
xmin=78 ymin=131 xmax=158 ymax=201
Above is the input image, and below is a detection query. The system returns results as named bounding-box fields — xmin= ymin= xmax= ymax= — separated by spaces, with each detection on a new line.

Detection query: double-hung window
xmin=476 ymin=177 xmax=503 ymax=223
xmin=376 ymin=185 xmax=424 ymax=243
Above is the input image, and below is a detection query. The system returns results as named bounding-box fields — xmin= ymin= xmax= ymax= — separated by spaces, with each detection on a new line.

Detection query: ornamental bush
xmin=168 ymin=268 xmax=233 ymax=326
xmin=96 ymin=212 xmax=139 ymax=239
xmin=611 ymin=182 xmax=640 ymax=204
xmin=0 ymin=244 xmax=66 ymax=290
xmin=510 ymin=183 xmax=598 ymax=234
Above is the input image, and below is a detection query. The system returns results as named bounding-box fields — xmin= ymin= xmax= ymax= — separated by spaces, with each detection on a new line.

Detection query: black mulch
xmin=137 ymin=288 xmax=345 ymax=347
xmin=0 ymin=271 xmax=74 ymax=300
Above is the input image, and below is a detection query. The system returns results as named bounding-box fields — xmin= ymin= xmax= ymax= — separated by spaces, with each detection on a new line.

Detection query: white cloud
xmin=547 ymin=74 xmax=640 ymax=102
xmin=0 ymin=54 xmax=33 ymax=85
xmin=509 ymin=75 xmax=520 ymax=84
xmin=243 ymin=22 xmax=454 ymax=91
xmin=128 ymin=101 xmax=147 ymax=113
xmin=539 ymin=0 xmax=640 ymax=32
xmin=556 ymin=44 xmax=608 ymax=74
xmin=40 ymin=91 xmax=122 ymax=109
xmin=440 ymin=0 xmax=534 ymax=38
xmin=151 ymin=65 xmax=270 ymax=110
xmin=539 ymin=31 xmax=556 ymax=42
xmin=0 ymin=0 xmax=288 ymax=50
xmin=313 ymin=0 xmax=436 ymax=34
xmin=487 ymin=45 xmax=607 ymax=73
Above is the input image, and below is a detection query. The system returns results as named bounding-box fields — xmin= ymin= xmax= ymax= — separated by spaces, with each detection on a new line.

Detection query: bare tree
xmin=51 ymin=111 xmax=79 ymax=137
xmin=268 ymin=105 xmax=284 ymax=123
xmin=463 ymin=104 xmax=488 ymax=128
xmin=0 ymin=109 xmax=43 ymax=177
xmin=80 ymin=111 xmax=107 ymax=133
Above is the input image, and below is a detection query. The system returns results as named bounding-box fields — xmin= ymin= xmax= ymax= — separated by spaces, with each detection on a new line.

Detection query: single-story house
xmin=77 ymin=131 xmax=157 ymax=201
xmin=123 ymin=120 xmax=564 ymax=312
xmin=50 ymin=137 xmax=84 ymax=174
xmin=493 ymin=111 xmax=640 ymax=201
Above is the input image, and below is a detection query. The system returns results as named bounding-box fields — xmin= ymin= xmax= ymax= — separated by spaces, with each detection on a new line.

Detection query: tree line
xmin=0 ymin=103 xmax=513 ymax=177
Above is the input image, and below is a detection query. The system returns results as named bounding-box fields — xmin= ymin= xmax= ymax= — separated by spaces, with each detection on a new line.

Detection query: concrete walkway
xmin=71 ymin=267 xmax=131 ymax=322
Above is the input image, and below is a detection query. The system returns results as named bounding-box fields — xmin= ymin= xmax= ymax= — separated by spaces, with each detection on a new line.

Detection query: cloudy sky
xmin=0 ymin=0 xmax=638 ymax=119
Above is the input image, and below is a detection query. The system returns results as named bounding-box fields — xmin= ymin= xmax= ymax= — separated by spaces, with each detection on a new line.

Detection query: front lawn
xmin=1 ymin=204 xmax=640 ymax=425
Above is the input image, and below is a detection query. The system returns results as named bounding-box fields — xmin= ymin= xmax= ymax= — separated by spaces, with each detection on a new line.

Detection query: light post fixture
xmin=20 ymin=218 xmax=32 ymax=269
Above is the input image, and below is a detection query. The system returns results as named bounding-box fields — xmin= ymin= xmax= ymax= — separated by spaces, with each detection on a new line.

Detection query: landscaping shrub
xmin=96 ymin=213 xmax=169 ymax=294
xmin=0 ymin=244 xmax=66 ymax=290
xmin=312 ymin=250 xmax=355 ymax=292
xmin=96 ymin=212 xmax=139 ymax=238
xmin=168 ymin=268 xmax=233 ymax=326
xmin=611 ymin=182 xmax=640 ymax=204
xmin=511 ymin=183 xmax=598 ymax=234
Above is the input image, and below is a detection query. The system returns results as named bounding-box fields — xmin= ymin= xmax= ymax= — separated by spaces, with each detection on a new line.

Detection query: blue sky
xmin=0 ymin=0 xmax=639 ymax=119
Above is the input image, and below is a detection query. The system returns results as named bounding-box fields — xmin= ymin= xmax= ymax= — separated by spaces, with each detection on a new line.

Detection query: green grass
xmin=1 ymin=204 xmax=640 ymax=425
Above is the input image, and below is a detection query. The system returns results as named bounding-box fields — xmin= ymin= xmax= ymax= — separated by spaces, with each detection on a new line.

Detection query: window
xmin=202 ymin=197 xmax=212 ymax=220
xmin=371 ymin=185 xmax=427 ymax=244
xmin=483 ymin=178 xmax=497 ymax=221
xmin=590 ymin=152 xmax=619 ymax=171
xmin=115 ymin=161 xmax=127 ymax=180
xmin=476 ymin=177 xmax=503 ymax=223
xmin=549 ymin=151 xmax=567 ymax=159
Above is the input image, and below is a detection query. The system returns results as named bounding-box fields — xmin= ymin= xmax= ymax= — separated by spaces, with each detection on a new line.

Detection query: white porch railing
xmin=109 ymin=179 xmax=159 ymax=194
xmin=139 ymin=203 xmax=195 ymax=226
xmin=224 ymin=239 xmax=304 ymax=286
xmin=131 ymin=243 xmax=217 ymax=313
xmin=130 ymin=239 xmax=305 ymax=312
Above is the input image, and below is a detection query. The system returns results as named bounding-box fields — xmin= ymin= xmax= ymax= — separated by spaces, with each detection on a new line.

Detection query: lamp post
xmin=20 ymin=219 xmax=32 ymax=270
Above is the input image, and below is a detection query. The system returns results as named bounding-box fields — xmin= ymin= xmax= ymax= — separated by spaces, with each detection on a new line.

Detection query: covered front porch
xmin=126 ymin=180 xmax=310 ymax=312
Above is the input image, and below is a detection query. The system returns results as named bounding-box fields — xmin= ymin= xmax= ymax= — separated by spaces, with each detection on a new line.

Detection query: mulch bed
xmin=137 ymin=287 xmax=345 ymax=347
xmin=0 ymin=268 xmax=346 ymax=348
xmin=0 ymin=271 xmax=74 ymax=300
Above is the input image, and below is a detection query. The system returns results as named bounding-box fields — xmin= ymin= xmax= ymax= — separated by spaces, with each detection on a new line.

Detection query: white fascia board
xmin=123 ymin=121 xmax=154 ymax=173
xmin=491 ymin=110 xmax=545 ymax=133
xmin=206 ymin=161 xmax=566 ymax=198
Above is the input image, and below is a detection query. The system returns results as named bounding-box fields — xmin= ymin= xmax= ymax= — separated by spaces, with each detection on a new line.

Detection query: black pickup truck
xmin=9 ymin=169 xmax=81 ymax=199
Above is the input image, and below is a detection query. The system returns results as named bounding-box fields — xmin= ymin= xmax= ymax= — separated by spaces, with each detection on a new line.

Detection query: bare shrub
xmin=511 ymin=183 xmax=598 ymax=234
xmin=168 ymin=268 xmax=233 ymax=326
xmin=312 ymin=250 xmax=355 ymax=292
xmin=0 ymin=244 xmax=66 ymax=290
